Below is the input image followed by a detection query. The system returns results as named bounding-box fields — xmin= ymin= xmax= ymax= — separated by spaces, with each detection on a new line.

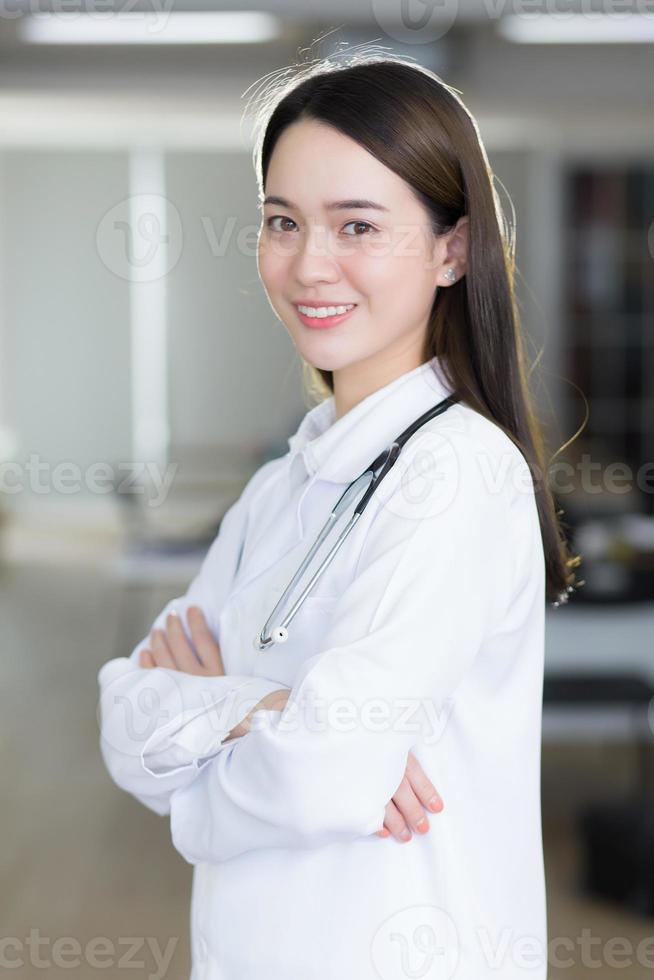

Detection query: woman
xmin=98 ymin=52 xmax=579 ymax=980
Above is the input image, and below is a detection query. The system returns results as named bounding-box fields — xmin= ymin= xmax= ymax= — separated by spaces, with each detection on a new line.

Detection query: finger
xmin=187 ymin=606 xmax=225 ymax=675
xmin=392 ymin=774 xmax=430 ymax=836
xmin=164 ymin=611 xmax=204 ymax=675
xmin=150 ymin=628 xmax=177 ymax=669
xmin=139 ymin=648 xmax=155 ymax=668
xmin=259 ymin=688 xmax=291 ymax=711
xmin=405 ymin=752 xmax=444 ymax=813
xmin=381 ymin=799 xmax=413 ymax=843
xmin=375 ymin=826 xmax=391 ymax=838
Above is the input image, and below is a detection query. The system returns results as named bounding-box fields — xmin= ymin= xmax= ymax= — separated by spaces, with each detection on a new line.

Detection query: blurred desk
xmin=543 ymin=602 xmax=654 ymax=744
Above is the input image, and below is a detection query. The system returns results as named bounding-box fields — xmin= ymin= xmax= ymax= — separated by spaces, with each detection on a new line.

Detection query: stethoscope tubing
xmin=255 ymin=393 xmax=460 ymax=651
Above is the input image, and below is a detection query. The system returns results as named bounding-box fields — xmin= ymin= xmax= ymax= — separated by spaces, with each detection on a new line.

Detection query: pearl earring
xmin=443 ymin=268 xmax=457 ymax=283
xmin=552 ymin=584 xmax=576 ymax=608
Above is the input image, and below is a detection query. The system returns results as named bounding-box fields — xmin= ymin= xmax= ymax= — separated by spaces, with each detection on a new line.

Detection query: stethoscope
xmin=254 ymin=393 xmax=461 ymax=651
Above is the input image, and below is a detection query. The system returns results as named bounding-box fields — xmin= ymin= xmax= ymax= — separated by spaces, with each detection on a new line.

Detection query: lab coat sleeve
xmin=168 ymin=427 xmax=519 ymax=862
xmin=97 ymin=458 xmax=289 ymax=817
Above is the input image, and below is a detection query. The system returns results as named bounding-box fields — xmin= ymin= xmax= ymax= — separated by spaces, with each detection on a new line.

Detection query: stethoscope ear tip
xmin=271 ymin=626 xmax=288 ymax=644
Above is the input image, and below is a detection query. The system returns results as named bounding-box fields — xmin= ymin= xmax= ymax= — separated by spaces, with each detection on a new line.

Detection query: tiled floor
xmin=2 ymin=560 xmax=652 ymax=979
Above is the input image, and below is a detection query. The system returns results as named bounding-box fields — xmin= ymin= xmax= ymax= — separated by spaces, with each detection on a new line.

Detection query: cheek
xmin=351 ymin=230 xmax=431 ymax=290
xmin=359 ymin=254 xmax=425 ymax=314
xmin=367 ymin=238 xmax=436 ymax=308
xmin=257 ymin=236 xmax=290 ymax=292
xmin=338 ymin=249 xmax=388 ymax=301
xmin=356 ymin=264 xmax=435 ymax=347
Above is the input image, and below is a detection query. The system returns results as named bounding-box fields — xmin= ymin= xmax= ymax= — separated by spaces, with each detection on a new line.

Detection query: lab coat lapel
xmin=228 ymin=356 xmax=455 ymax=601
xmin=227 ymin=461 xmax=305 ymax=598
xmin=291 ymin=355 xmax=456 ymax=486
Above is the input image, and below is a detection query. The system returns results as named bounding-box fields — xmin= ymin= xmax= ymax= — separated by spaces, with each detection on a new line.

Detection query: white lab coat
xmin=98 ymin=355 xmax=547 ymax=979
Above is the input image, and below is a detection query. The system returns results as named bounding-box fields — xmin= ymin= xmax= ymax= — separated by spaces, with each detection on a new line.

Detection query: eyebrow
xmin=261 ymin=195 xmax=390 ymax=213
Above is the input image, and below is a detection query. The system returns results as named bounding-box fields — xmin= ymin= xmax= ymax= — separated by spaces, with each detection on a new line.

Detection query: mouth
xmin=292 ymin=302 xmax=358 ymax=330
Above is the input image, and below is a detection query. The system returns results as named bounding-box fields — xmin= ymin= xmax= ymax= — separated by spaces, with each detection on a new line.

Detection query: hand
xmin=223 ymin=688 xmax=291 ymax=742
xmin=138 ymin=605 xmax=225 ymax=676
xmin=375 ymin=751 xmax=444 ymax=842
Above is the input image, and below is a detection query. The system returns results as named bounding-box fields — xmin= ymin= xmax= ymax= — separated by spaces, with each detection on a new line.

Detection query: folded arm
xmin=98 ymin=657 xmax=288 ymax=815
xmin=168 ymin=429 xmax=516 ymax=861
xmin=97 ymin=458 xmax=287 ymax=816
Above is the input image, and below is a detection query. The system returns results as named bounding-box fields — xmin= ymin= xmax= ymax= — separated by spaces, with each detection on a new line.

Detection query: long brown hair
xmin=249 ymin=51 xmax=581 ymax=606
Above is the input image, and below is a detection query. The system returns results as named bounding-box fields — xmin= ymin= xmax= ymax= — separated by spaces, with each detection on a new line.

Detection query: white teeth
xmin=297 ymin=304 xmax=355 ymax=318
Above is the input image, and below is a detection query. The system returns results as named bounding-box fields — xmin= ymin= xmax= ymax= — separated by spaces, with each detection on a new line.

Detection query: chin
xmin=301 ymin=353 xmax=340 ymax=373
xmin=299 ymin=342 xmax=354 ymax=374
xmin=287 ymin=333 xmax=337 ymax=370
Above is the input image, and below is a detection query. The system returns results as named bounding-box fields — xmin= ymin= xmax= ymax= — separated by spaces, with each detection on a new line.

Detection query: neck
xmin=332 ymin=348 xmax=428 ymax=421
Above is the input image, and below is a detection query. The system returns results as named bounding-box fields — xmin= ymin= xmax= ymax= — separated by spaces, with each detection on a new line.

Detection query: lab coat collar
xmin=287 ymin=355 xmax=455 ymax=484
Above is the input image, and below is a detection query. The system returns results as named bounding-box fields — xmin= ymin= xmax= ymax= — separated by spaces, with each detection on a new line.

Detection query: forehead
xmin=264 ymin=118 xmax=418 ymax=215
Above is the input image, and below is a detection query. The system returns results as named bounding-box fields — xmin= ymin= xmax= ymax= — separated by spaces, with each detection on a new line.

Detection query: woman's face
xmin=257 ymin=118 xmax=466 ymax=377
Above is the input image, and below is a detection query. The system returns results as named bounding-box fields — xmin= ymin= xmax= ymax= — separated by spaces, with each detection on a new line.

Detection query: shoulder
xmin=209 ymin=453 xmax=289 ymax=544
xmin=451 ymin=403 xmax=536 ymax=503
xmin=435 ymin=404 xmax=544 ymax=596
xmin=239 ymin=452 xmax=289 ymax=506
xmin=375 ymin=401 xmax=532 ymax=521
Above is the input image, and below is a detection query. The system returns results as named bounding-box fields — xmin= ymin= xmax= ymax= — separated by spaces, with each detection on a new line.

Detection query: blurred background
xmin=0 ymin=2 xmax=653 ymax=977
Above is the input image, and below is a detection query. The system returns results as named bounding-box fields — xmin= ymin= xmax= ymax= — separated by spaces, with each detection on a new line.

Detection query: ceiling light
xmin=498 ymin=13 xmax=654 ymax=43
xmin=19 ymin=11 xmax=281 ymax=45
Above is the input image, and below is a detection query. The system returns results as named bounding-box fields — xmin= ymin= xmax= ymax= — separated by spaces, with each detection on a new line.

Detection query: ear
xmin=436 ymin=215 xmax=469 ymax=286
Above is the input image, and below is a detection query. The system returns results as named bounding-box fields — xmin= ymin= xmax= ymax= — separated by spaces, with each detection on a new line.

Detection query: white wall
xmin=0 ymin=29 xmax=651 ymax=534
xmin=0 ymin=149 xmax=132 ymax=525
xmin=164 ymin=149 xmax=306 ymax=456
xmin=0 ymin=142 xmax=309 ymax=534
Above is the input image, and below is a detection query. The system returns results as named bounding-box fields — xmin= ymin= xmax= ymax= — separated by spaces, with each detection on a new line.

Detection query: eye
xmin=342 ymin=220 xmax=376 ymax=236
xmin=265 ymin=215 xmax=297 ymax=233
xmin=265 ymin=215 xmax=377 ymax=237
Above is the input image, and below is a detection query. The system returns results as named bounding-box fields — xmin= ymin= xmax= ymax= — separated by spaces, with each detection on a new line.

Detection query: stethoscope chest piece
xmin=252 ymin=624 xmax=288 ymax=650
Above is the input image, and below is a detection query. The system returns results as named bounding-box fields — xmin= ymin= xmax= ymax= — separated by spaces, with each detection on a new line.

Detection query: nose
xmin=292 ymin=222 xmax=341 ymax=285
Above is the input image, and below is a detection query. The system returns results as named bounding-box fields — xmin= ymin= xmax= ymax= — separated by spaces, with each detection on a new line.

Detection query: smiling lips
xmin=293 ymin=302 xmax=358 ymax=330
